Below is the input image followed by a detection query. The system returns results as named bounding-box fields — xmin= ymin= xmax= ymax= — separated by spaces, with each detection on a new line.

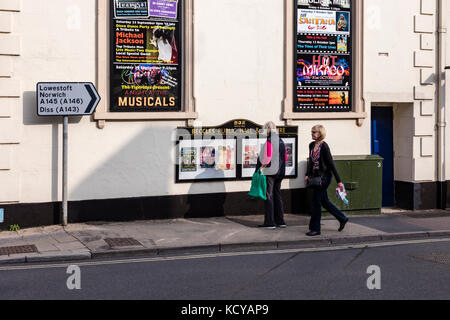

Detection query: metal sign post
xmin=37 ymin=82 xmax=101 ymax=226
xmin=63 ymin=116 xmax=69 ymax=226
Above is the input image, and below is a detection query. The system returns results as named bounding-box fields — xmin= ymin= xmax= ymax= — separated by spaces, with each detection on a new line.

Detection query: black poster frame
xmin=293 ymin=0 xmax=354 ymax=113
xmin=175 ymin=120 xmax=299 ymax=183
xmin=109 ymin=0 xmax=184 ymax=113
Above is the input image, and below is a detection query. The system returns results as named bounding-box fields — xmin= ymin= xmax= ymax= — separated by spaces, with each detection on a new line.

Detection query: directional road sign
xmin=37 ymin=82 xmax=101 ymax=116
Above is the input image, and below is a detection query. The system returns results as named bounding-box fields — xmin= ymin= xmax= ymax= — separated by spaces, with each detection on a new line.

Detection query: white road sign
xmin=37 ymin=82 xmax=101 ymax=116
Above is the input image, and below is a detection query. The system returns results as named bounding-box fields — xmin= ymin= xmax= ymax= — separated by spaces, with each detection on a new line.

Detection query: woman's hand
xmin=304 ymin=176 xmax=309 ymax=183
xmin=338 ymin=182 xmax=344 ymax=192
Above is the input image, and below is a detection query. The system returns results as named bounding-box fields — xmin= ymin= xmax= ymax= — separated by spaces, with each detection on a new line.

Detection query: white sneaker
xmin=258 ymin=225 xmax=276 ymax=230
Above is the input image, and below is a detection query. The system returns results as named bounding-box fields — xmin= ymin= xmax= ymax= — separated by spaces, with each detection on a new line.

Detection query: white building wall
xmin=1 ymin=0 xmax=445 ymax=206
xmin=364 ymin=0 xmax=438 ymax=183
xmin=0 ymin=0 xmax=21 ymax=203
xmin=444 ymin=1 xmax=450 ymax=182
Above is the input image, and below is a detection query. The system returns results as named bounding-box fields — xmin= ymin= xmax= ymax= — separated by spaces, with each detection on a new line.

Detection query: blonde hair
xmin=312 ymin=125 xmax=326 ymax=141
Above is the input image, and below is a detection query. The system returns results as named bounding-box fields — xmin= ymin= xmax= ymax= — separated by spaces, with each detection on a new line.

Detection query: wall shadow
xmin=23 ymin=91 xmax=84 ymax=210
xmin=68 ymin=126 xmax=174 ymax=223
xmin=185 ymin=171 xmax=226 ymax=218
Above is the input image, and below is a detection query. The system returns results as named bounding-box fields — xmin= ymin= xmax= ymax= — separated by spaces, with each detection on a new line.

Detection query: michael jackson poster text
xmin=110 ymin=0 xmax=182 ymax=112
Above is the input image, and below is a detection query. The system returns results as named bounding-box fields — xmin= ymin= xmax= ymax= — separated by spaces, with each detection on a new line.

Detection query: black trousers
xmin=264 ymin=176 xmax=286 ymax=226
xmin=309 ymin=175 xmax=348 ymax=232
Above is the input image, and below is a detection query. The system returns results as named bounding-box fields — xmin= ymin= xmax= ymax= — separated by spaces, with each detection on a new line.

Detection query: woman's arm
xmin=323 ymin=143 xmax=342 ymax=184
xmin=305 ymin=143 xmax=313 ymax=178
xmin=255 ymin=141 xmax=271 ymax=171
xmin=262 ymin=141 xmax=273 ymax=167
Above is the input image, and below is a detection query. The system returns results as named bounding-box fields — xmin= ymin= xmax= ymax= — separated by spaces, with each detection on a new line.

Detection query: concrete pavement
xmin=1 ymin=210 xmax=450 ymax=264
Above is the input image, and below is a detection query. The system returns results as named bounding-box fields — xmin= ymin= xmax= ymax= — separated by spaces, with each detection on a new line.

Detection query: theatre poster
xmin=110 ymin=0 xmax=182 ymax=112
xmin=295 ymin=0 xmax=353 ymax=112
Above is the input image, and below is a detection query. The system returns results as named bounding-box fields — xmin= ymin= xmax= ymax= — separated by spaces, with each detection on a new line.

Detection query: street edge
xmin=1 ymin=231 xmax=450 ymax=265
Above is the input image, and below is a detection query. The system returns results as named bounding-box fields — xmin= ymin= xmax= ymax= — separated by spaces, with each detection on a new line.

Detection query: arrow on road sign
xmin=84 ymin=84 xmax=99 ymax=114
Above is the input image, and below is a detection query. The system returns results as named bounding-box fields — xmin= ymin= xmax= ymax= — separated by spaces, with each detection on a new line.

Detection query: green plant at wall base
xmin=9 ymin=224 xmax=20 ymax=232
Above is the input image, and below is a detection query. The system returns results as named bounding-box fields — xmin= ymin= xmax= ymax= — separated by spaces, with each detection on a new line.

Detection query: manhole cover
xmin=104 ymin=238 xmax=143 ymax=248
xmin=0 ymin=245 xmax=38 ymax=256
xmin=412 ymin=253 xmax=450 ymax=265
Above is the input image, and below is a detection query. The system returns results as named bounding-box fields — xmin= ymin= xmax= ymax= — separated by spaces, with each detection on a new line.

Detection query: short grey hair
xmin=263 ymin=121 xmax=277 ymax=134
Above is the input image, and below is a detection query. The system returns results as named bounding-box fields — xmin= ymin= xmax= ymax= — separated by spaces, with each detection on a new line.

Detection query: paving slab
xmin=0 ymin=231 xmax=21 ymax=240
xmin=402 ymin=217 xmax=450 ymax=231
xmin=0 ymin=240 xmax=30 ymax=248
xmin=51 ymin=234 xmax=79 ymax=244
xmin=29 ymin=240 xmax=60 ymax=253
xmin=81 ymin=239 xmax=110 ymax=252
xmin=54 ymin=241 xmax=89 ymax=251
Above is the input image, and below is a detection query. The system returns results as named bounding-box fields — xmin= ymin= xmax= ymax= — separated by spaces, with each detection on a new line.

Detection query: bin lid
xmin=334 ymin=155 xmax=384 ymax=161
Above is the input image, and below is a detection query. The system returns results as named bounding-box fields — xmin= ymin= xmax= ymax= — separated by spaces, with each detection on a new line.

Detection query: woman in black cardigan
xmin=305 ymin=125 xmax=349 ymax=236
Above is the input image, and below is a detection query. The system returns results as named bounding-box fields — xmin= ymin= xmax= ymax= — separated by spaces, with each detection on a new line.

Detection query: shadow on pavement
xmin=226 ymin=214 xmax=310 ymax=228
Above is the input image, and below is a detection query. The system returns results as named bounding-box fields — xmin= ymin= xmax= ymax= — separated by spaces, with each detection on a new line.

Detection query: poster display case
xmin=176 ymin=120 xmax=298 ymax=183
xmin=179 ymin=139 xmax=237 ymax=181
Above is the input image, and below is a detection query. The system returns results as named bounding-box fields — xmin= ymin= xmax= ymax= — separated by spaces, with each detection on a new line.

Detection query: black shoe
xmin=339 ymin=219 xmax=349 ymax=232
xmin=258 ymin=224 xmax=276 ymax=230
xmin=306 ymin=231 xmax=321 ymax=237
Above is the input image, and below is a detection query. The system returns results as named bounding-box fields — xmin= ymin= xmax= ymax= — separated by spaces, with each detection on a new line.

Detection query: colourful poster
xmin=110 ymin=64 xmax=180 ymax=111
xmin=297 ymin=54 xmax=351 ymax=87
xmin=285 ymin=143 xmax=293 ymax=167
xmin=200 ymin=147 xmax=216 ymax=169
xmin=150 ymin=0 xmax=178 ymax=19
xmin=298 ymin=9 xmax=350 ymax=35
xmin=298 ymin=34 xmax=349 ymax=54
xmin=297 ymin=0 xmax=351 ymax=10
xmin=216 ymin=146 xmax=235 ymax=171
xmin=181 ymin=147 xmax=196 ymax=172
xmin=243 ymin=145 xmax=259 ymax=169
xmin=295 ymin=0 xmax=352 ymax=112
xmin=113 ymin=20 xmax=179 ymax=65
xmin=114 ymin=0 xmax=149 ymax=18
xmin=110 ymin=1 xmax=182 ymax=112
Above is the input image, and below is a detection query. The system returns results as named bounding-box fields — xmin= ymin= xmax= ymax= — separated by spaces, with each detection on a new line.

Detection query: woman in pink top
xmin=255 ymin=122 xmax=287 ymax=229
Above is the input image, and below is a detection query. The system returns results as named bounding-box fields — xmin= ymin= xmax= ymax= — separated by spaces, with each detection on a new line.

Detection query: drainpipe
xmin=437 ymin=0 xmax=447 ymax=209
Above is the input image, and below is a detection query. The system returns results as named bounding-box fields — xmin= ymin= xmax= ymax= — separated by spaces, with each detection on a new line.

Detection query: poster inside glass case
xmin=178 ymin=139 xmax=237 ymax=181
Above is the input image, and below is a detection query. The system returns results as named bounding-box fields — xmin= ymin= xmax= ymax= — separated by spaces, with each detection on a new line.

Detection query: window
xmin=94 ymin=0 xmax=196 ymax=127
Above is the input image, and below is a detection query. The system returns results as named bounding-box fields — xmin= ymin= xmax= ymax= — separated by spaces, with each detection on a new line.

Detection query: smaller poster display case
xmin=176 ymin=120 xmax=298 ymax=183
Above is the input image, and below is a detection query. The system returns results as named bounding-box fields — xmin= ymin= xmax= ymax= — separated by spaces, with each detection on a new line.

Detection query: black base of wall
xmin=0 ymin=189 xmax=309 ymax=230
xmin=395 ymin=180 xmax=450 ymax=210
xmin=447 ymin=181 xmax=450 ymax=209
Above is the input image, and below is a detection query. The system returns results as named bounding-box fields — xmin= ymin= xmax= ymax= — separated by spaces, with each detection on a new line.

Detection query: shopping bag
xmin=248 ymin=169 xmax=267 ymax=200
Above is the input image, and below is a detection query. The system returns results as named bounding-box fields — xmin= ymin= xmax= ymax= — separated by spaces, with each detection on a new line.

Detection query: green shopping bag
xmin=248 ymin=169 xmax=267 ymax=200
